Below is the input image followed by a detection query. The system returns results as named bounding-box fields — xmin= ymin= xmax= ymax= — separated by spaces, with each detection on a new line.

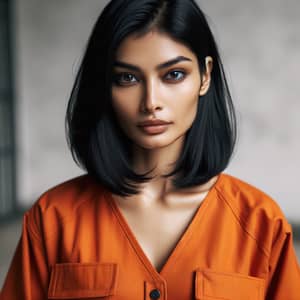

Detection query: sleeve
xmin=265 ymin=221 xmax=300 ymax=300
xmin=1 ymin=210 xmax=49 ymax=300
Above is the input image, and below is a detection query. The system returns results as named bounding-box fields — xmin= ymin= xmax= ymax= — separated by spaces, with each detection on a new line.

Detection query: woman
xmin=2 ymin=0 xmax=299 ymax=299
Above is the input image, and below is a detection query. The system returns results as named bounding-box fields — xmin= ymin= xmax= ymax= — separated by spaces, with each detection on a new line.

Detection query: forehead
xmin=114 ymin=30 xmax=198 ymax=65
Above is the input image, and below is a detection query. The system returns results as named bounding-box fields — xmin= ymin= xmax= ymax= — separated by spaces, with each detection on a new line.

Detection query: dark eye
xmin=113 ymin=73 xmax=138 ymax=86
xmin=165 ymin=70 xmax=186 ymax=82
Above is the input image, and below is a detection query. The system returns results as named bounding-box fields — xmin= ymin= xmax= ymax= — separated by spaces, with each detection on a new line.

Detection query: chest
xmin=46 ymin=188 xmax=269 ymax=300
xmin=116 ymin=200 xmax=204 ymax=272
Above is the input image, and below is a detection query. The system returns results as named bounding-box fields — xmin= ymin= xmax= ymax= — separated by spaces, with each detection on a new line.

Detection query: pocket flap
xmin=48 ymin=263 xmax=118 ymax=299
xmin=195 ymin=269 xmax=265 ymax=300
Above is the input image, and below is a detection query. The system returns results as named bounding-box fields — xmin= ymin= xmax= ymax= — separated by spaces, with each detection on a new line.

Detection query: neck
xmin=114 ymin=136 xmax=218 ymax=208
xmin=132 ymin=136 xmax=184 ymax=177
xmin=130 ymin=135 xmax=184 ymax=199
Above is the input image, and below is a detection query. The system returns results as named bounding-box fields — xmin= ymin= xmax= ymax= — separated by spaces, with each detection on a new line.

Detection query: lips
xmin=138 ymin=119 xmax=172 ymax=126
xmin=137 ymin=119 xmax=172 ymax=135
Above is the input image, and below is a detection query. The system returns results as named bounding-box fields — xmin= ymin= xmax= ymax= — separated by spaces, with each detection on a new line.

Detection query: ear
xmin=199 ymin=56 xmax=213 ymax=96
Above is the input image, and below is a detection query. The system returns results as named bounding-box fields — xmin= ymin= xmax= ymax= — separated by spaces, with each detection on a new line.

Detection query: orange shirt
xmin=1 ymin=173 xmax=300 ymax=300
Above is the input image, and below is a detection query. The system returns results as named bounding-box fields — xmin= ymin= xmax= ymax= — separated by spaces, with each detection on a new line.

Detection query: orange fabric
xmin=1 ymin=173 xmax=300 ymax=299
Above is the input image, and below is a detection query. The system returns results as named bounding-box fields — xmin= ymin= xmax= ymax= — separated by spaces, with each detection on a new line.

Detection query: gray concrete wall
xmin=13 ymin=0 xmax=300 ymax=221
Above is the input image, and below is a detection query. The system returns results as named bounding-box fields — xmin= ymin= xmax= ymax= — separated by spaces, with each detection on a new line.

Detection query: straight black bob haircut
xmin=66 ymin=0 xmax=237 ymax=196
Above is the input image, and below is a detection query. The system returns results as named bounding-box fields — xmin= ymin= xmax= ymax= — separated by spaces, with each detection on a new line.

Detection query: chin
xmin=133 ymin=135 xmax=182 ymax=150
xmin=134 ymin=141 xmax=168 ymax=150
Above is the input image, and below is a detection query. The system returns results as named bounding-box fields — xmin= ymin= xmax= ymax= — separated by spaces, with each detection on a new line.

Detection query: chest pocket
xmin=48 ymin=263 xmax=118 ymax=299
xmin=195 ymin=269 xmax=265 ymax=300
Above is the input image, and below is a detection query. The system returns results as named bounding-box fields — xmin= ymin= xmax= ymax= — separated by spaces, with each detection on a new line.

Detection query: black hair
xmin=66 ymin=0 xmax=237 ymax=196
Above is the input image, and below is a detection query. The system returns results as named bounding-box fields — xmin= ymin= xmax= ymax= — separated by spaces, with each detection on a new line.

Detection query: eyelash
xmin=112 ymin=70 xmax=187 ymax=86
xmin=165 ymin=70 xmax=186 ymax=82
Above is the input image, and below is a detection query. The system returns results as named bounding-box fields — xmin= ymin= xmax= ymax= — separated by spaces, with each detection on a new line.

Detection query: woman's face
xmin=111 ymin=30 xmax=211 ymax=150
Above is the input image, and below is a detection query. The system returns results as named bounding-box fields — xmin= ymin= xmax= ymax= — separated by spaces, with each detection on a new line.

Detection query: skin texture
xmin=111 ymin=30 xmax=216 ymax=271
xmin=112 ymin=30 xmax=212 ymax=177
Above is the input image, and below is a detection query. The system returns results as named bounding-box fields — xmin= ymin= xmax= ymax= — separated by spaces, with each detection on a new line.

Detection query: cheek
xmin=178 ymin=100 xmax=198 ymax=130
xmin=111 ymin=89 xmax=139 ymax=121
xmin=170 ymin=82 xmax=200 ymax=124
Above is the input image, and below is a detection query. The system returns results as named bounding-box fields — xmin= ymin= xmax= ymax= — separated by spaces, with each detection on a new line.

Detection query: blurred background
xmin=0 ymin=0 xmax=299 ymax=287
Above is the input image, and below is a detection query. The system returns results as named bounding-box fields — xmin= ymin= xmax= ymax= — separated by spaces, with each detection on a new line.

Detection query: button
xmin=149 ymin=289 xmax=161 ymax=299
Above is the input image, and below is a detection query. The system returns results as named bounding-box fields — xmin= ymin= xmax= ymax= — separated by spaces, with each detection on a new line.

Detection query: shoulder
xmin=215 ymin=173 xmax=292 ymax=255
xmin=216 ymin=173 xmax=286 ymax=220
xmin=24 ymin=175 xmax=110 ymax=236
xmin=34 ymin=174 xmax=107 ymax=211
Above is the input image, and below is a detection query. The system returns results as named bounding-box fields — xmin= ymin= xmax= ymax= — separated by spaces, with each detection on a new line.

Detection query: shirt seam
xmin=104 ymin=190 xmax=164 ymax=283
xmin=29 ymin=193 xmax=99 ymax=243
xmin=24 ymin=211 xmax=44 ymax=246
xmin=215 ymin=186 xmax=270 ymax=258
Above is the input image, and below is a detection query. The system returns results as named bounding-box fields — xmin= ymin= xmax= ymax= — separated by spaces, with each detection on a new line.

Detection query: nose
xmin=140 ymin=78 xmax=163 ymax=113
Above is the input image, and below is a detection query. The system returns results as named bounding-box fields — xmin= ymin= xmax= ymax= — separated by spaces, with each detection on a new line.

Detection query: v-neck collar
xmin=105 ymin=174 xmax=223 ymax=279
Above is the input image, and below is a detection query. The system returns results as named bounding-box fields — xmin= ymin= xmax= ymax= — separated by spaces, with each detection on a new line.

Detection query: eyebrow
xmin=113 ymin=56 xmax=192 ymax=72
